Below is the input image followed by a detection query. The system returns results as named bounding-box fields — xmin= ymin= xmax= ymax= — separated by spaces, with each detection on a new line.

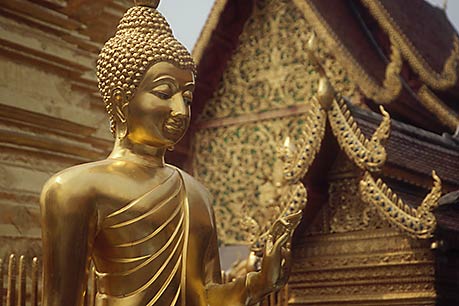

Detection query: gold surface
xmin=0 ymin=0 xmax=130 ymax=259
xmin=0 ymin=255 xmax=40 ymax=306
xmin=291 ymin=0 xmax=459 ymax=130
xmin=193 ymin=0 xmax=338 ymax=244
xmin=328 ymin=96 xmax=391 ymax=173
xmin=305 ymin=154 xmax=391 ymax=236
xmin=30 ymin=0 xmax=448 ymax=305
xmin=244 ymin=97 xmax=325 ymax=250
xmin=360 ymin=171 xmax=443 ymax=239
xmin=133 ymin=0 xmax=159 ymax=8
xmin=191 ymin=0 xmax=447 ymax=305
xmin=40 ymin=2 xmax=293 ymax=305
xmin=192 ymin=0 xmax=228 ymax=64
xmin=197 ymin=0 xmax=355 ymax=121
xmin=96 ymin=4 xmax=195 ymax=134
xmin=328 ymin=176 xmax=388 ymax=233
xmin=305 ymin=29 xmax=444 ymax=242
xmin=193 ymin=0 xmax=443 ymax=246
xmin=6 ymin=254 xmax=15 ymax=306
xmin=193 ymin=115 xmax=310 ymax=244
xmin=289 ymin=230 xmax=436 ymax=305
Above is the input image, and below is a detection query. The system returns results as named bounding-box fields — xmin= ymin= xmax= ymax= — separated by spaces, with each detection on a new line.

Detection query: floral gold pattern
xmin=246 ymin=98 xmax=326 ymax=251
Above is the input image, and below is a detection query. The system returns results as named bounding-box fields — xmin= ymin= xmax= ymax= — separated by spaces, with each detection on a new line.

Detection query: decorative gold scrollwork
xmin=361 ymin=0 xmax=459 ymax=91
xmin=379 ymin=38 xmax=403 ymax=104
xmin=329 ymin=96 xmax=391 ymax=172
xmin=282 ymin=98 xmax=327 ymax=183
xmin=247 ymin=98 xmax=326 ymax=252
xmin=417 ymin=85 xmax=459 ymax=132
xmin=295 ymin=0 xmax=402 ymax=104
xmin=249 ymin=183 xmax=307 ymax=253
xmin=359 ymin=171 xmax=442 ymax=239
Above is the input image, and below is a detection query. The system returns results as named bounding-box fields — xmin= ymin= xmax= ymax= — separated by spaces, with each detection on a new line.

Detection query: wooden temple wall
xmin=0 ymin=4 xmax=133 ymax=301
xmin=0 ymin=1 xmax=128 ymax=261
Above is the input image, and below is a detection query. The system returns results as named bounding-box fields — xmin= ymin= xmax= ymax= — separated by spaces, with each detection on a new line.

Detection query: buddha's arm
xmin=40 ymin=178 xmax=98 ymax=306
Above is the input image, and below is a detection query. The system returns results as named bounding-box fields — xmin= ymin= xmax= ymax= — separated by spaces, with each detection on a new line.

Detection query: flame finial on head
xmin=134 ymin=0 xmax=160 ymax=8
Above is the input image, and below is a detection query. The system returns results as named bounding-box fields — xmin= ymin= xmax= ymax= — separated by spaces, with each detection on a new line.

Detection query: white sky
xmin=158 ymin=1 xmax=214 ymax=51
xmin=158 ymin=0 xmax=459 ymax=52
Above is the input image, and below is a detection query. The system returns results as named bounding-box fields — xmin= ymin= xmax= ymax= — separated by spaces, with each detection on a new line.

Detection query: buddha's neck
xmin=109 ymin=136 xmax=167 ymax=168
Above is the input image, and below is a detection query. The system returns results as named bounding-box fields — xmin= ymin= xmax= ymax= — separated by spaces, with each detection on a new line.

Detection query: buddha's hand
xmin=245 ymin=215 xmax=300 ymax=304
xmin=260 ymin=225 xmax=292 ymax=292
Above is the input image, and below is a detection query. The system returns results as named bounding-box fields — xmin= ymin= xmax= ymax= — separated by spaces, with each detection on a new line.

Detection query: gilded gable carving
xmin=193 ymin=0 xmax=357 ymax=244
xmin=198 ymin=0 xmax=356 ymax=121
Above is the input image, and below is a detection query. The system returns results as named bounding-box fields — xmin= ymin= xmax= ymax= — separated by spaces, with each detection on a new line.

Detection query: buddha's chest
xmin=93 ymin=195 xmax=213 ymax=268
xmin=91 ymin=170 xmax=216 ymax=306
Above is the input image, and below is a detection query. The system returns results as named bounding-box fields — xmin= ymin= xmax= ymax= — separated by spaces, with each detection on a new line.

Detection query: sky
xmin=158 ymin=0 xmax=459 ymax=52
xmin=158 ymin=1 xmax=215 ymax=51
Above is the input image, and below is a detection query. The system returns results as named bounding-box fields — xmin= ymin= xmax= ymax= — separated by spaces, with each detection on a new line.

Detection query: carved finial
xmin=134 ymin=0 xmax=159 ymax=8
xmin=316 ymin=77 xmax=334 ymax=110
xmin=442 ymin=0 xmax=448 ymax=11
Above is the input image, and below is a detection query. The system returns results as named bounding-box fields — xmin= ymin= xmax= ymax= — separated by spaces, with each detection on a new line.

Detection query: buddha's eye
xmin=151 ymin=84 xmax=173 ymax=99
xmin=183 ymin=91 xmax=193 ymax=106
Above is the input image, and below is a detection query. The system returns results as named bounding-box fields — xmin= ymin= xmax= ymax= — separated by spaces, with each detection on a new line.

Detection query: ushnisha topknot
xmin=133 ymin=0 xmax=159 ymax=8
xmin=97 ymin=0 xmax=196 ymax=134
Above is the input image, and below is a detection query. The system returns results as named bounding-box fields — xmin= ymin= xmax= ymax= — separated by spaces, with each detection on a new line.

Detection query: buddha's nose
xmin=170 ymin=93 xmax=189 ymax=117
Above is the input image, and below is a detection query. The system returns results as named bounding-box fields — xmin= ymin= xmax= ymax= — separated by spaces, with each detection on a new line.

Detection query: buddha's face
xmin=126 ymin=62 xmax=194 ymax=147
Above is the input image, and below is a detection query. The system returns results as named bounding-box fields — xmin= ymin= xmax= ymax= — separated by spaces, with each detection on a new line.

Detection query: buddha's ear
xmin=111 ymin=88 xmax=129 ymax=124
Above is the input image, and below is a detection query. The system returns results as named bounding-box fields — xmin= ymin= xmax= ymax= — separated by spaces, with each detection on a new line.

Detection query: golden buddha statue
xmin=40 ymin=1 xmax=293 ymax=305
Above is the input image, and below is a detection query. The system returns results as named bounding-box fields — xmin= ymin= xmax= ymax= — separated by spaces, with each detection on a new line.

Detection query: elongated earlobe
xmin=112 ymin=89 xmax=129 ymax=140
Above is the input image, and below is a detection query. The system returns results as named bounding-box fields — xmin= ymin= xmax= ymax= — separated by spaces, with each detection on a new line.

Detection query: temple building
xmin=184 ymin=0 xmax=459 ymax=305
xmin=0 ymin=0 xmax=458 ymax=305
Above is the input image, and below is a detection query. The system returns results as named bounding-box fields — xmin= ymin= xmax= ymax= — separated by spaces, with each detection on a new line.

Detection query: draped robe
xmin=93 ymin=169 xmax=191 ymax=306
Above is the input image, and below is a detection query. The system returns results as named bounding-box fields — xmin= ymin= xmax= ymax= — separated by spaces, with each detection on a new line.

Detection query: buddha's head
xmin=97 ymin=0 xmax=196 ymax=147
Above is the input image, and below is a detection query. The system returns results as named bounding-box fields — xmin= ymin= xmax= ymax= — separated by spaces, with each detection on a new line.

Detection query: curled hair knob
xmin=134 ymin=0 xmax=159 ymax=8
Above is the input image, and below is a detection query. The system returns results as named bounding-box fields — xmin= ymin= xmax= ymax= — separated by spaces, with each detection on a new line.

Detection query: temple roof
xmin=192 ymin=0 xmax=459 ymax=134
xmin=352 ymin=105 xmax=459 ymax=191
xmin=435 ymin=191 xmax=459 ymax=246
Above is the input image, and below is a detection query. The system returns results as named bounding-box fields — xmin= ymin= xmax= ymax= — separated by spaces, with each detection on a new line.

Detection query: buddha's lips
xmin=163 ymin=114 xmax=188 ymax=136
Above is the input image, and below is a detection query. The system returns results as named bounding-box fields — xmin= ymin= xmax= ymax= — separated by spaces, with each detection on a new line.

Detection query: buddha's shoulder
xmin=41 ymin=159 xmax=149 ymax=202
xmin=39 ymin=160 xmax=110 ymax=215
xmin=174 ymin=168 xmax=214 ymax=212
xmin=45 ymin=159 xmax=109 ymax=184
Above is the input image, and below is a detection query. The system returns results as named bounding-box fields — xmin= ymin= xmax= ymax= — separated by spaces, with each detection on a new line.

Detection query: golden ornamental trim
xmin=328 ymin=96 xmax=391 ymax=172
xmin=418 ymin=85 xmax=459 ymax=132
xmin=292 ymin=0 xmax=402 ymax=103
xmin=359 ymin=171 xmax=442 ymax=239
xmin=361 ymin=0 xmax=459 ymax=90
xmin=282 ymin=98 xmax=327 ymax=183
xmin=192 ymin=0 xmax=228 ymax=63
xmin=245 ymin=99 xmax=326 ymax=252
